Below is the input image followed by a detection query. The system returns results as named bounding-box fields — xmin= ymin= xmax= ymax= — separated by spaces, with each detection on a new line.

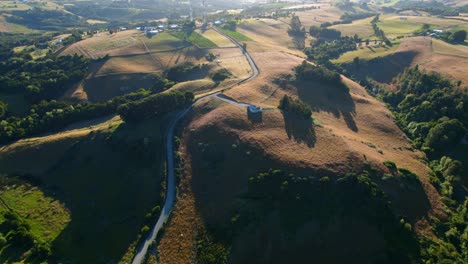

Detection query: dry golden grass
xmin=237 ymin=19 xmax=309 ymax=56
xmin=165 ymin=79 xmax=216 ymax=94
xmin=397 ymin=37 xmax=468 ymax=85
xmin=293 ymin=4 xmax=344 ymax=27
xmin=86 ymin=19 xmax=107 ymax=24
xmin=157 ymin=43 xmax=444 ymax=263
xmin=330 ymin=16 xmax=375 ymax=38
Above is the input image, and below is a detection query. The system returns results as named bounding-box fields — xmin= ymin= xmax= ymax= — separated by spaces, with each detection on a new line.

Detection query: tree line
xmin=117 ymin=91 xmax=194 ymax=123
xmin=370 ymin=15 xmax=392 ymax=47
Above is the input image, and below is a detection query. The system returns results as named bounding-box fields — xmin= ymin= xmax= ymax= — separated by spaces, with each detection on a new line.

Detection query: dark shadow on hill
xmin=0 ymin=118 xmax=168 ymax=263
xmin=342 ymin=51 xmax=419 ymax=83
xmin=247 ymin=109 xmax=263 ymax=123
xmin=290 ymin=34 xmax=306 ymax=50
xmin=293 ymin=80 xmax=358 ymax=132
xmin=281 ymin=111 xmax=316 ymax=147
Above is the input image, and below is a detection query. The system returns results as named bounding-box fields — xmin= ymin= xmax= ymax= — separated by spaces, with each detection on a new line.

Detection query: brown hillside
xmin=156 ymin=49 xmax=444 ymax=263
xmin=343 ymin=37 xmax=468 ymax=86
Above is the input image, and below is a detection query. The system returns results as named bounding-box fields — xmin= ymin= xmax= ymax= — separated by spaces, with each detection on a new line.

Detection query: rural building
xmin=248 ymin=105 xmax=263 ymax=114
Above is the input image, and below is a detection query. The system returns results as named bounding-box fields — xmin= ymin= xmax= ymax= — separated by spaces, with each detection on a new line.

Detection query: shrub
xmin=383 ymin=160 xmax=397 ymax=172
xmin=140 ymin=225 xmax=150 ymax=235
xmin=278 ymin=95 xmax=312 ymax=119
xmin=212 ymin=70 xmax=231 ymax=82
xmin=295 ymin=61 xmax=342 ymax=86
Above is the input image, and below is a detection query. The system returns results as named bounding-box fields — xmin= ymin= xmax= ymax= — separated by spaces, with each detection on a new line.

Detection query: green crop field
xmin=170 ymin=31 xmax=217 ymax=49
xmin=139 ymin=32 xmax=187 ymax=52
xmin=219 ymin=28 xmax=252 ymax=42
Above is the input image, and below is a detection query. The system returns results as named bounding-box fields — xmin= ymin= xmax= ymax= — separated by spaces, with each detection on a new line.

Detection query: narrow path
xmin=131 ymin=26 xmax=259 ymax=264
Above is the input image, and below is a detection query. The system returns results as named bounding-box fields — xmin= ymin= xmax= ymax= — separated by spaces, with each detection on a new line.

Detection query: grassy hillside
xmin=156 ymin=49 xmax=444 ymax=263
xmin=338 ymin=37 xmax=468 ymax=85
xmin=0 ymin=115 xmax=168 ymax=263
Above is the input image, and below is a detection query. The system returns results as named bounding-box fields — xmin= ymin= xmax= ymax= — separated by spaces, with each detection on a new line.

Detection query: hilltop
xmin=155 ymin=34 xmax=444 ymax=263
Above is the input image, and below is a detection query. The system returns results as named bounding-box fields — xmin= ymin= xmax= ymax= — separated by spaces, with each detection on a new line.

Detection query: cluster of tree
xmin=294 ymin=61 xmax=343 ymax=86
xmin=0 ymin=211 xmax=51 ymax=261
xmin=439 ymin=30 xmax=467 ymax=43
xmin=0 ymin=33 xmax=58 ymax=60
xmin=380 ymin=67 xmax=467 ymax=155
xmin=221 ymin=21 xmax=237 ymax=31
xmin=0 ymin=89 xmax=152 ymax=143
xmin=166 ymin=63 xmax=209 ymax=82
xmin=395 ymin=1 xmax=460 ymax=16
xmin=370 ymin=15 xmax=392 ymax=46
xmin=309 ymin=26 xmax=342 ymax=39
xmin=305 ymin=36 xmax=357 ymax=64
xmin=278 ymin=95 xmax=312 ymax=119
xmin=339 ymin=12 xmax=376 ymax=23
xmin=7 ymin=9 xmax=86 ymax=30
xmin=287 ymin=15 xmax=306 ymax=37
xmin=62 ymin=31 xmax=84 ymax=46
xmin=117 ymin=91 xmax=194 ymax=123
xmin=377 ymin=68 xmax=467 ymax=263
xmin=0 ymin=53 xmax=90 ymax=103
xmin=211 ymin=69 xmax=232 ymax=82
xmin=243 ymin=168 xmax=421 ymax=263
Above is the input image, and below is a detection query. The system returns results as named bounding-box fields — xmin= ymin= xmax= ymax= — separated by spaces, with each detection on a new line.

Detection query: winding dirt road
xmin=131 ymin=27 xmax=259 ymax=264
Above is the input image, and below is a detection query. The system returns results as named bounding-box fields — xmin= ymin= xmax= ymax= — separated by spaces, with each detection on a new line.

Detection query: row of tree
xmin=370 ymin=15 xmax=392 ymax=46
xmin=117 ymin=91 xmax=194 ymax=123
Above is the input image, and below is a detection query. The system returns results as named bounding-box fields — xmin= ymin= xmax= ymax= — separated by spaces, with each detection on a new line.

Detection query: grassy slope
xmin=333 ymin=43 xmax=400 ymax=63
xmin=0 ymin=115 xmax=167 ymax=263
xmin=338 ymin=36 xmax=468 ymax=85
xmin=157 ymin=47 xmax=443 ymax=264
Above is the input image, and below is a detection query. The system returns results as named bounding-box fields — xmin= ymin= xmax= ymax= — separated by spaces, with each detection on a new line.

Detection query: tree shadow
xmin=281 ymin=111 xmax=316 ymax=148
xmin=247 ymin=109 xmax=263 ymax=123
xmin=343 ymin=51 xmax=418 ymax=83
xmin=293 ymin=80 xmax=358 ymax=132
xmin=291 ymin=34 xmax=306 ymax=50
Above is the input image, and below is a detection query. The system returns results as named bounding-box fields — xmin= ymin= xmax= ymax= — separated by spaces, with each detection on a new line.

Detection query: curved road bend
xmin=131 ymin=26 xmax=259 ymax=264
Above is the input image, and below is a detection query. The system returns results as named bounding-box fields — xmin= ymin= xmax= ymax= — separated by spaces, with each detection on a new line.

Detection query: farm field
xmin=218 ymin=28 xmax=252 ymax=42
xmin=61 ymin=28 xmax=250 ymax=102
xmin=170 ymin=31 xmax=217 ymax=49
xmin=332 ymin=14 xmax=468 ymax=39
xmin=237 ymin=18 xmax=309 ymax=55
xmin=292 ymin=4 xmax=344 ymax=27
xmin=330 ymin=16 xmax=375 ymax=38
xmin=196 ymin=28 xmax=236 ymax=48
